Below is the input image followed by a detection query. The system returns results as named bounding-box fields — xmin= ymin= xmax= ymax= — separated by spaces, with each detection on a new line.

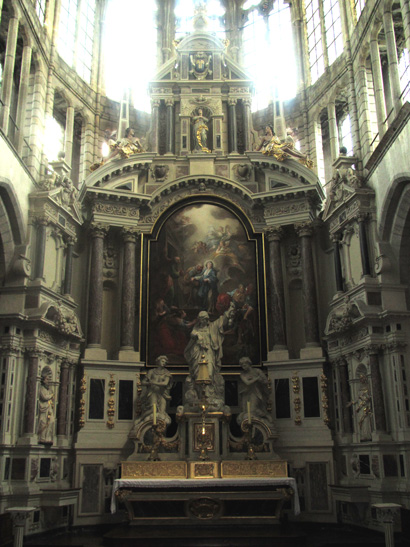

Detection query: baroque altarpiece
xmin=1 ymin=0 xmax=410 ymax=538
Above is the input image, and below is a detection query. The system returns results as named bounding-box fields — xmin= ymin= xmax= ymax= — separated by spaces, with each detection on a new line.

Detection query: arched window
xmin=305 ymin=0 xmax=343 ymax=84
xmin=58 ymin=0 xmax=96 ymax=84
xmin=104 ymin=1 xmax=157 ymax=111
xmin=175 ymin=0 xmax=225 ymax=39
xmin=242 ymin=0 xmax=296 ymax=111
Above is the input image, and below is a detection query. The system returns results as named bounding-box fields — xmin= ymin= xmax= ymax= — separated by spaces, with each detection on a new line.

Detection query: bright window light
xmin=44 ymin=116 xmax=65 ymax=162
xmin=36 ymin=0 xmax=46 ymax=25
xmin=354 ymin=0 xmax=366 ymax=21
xmin=76 ymin=0 xmax=96 ymax=83
xmin=58 ymin=0 xmax=78 ymax=67
xmin=306 ymin=0 xmax=325 ymax=84
xmin=399 ymin=49 xmax=410 ymax=103
xmin=340 ymin=115 xmax=353 ymax=156
xmin=324 ymin=0 xmax=343 ymax=66
xmin=175 ymin=0 xmax=225 ymax=38
xmin=243 ymin=1 xmax=296 ymax=111
xmin=103 ymin=1 xmax=157 ymax=112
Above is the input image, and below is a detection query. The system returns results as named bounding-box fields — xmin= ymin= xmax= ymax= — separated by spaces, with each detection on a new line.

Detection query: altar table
xmin=111 ymin=477 xmax=300 ymax=524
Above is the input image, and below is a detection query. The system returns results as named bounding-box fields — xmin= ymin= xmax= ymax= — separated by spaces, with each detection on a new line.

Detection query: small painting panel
xmin=148 ymin=203 xmax=260 ymax=366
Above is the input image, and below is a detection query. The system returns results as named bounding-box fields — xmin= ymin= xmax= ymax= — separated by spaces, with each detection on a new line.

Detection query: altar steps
xmin=103 ymin=525 xmax=307 ymax=546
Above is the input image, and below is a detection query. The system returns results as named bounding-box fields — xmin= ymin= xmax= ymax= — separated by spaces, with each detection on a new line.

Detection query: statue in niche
xmin=140 ymin=355 xmax=173 ymax=425
xmin=348 ymin=374 xmax=373 ymax=441
xmin=192 ymin=108 xmax=211 ymax=153
xmin=38 ymin=366 xmax=55 ymax=445
xmin=256 ymin=125 xmax=313 ymax=169
xmin=237 ymin=357 xmax=272 ymax=425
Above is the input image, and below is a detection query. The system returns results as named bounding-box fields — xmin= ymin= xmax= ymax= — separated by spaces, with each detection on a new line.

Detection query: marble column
xmin=63 ymin=237 xmax=76 ymax=295
xmin=6 ymin=508 xmax=36 ymax=547
xmin=338 ymin=358 xmax=353 ymax=434
xmin=370 ymin=37 xmax=387 ymax=139
xmin=228 ymin=98 xmax=238 ymax=153
xmin=34 ymin=217 xmax=48 ymax=280
xmin=165 ymin=99 xmax=174 ymax=154
xmin=295 ymin=222 xmax=320 ymax=347
xmin=120 ymin=228 xmax=139 ymax=350
xmin=331 ymin=234 xmax=344 ymax=293
xmin=327 ymin=100 xmax=339 ymax=161
xmin=57 ymin=359 xmax=70 ymax=436
xmin=23 ymin=351 xmax=41 ymax=435
xmin=266 ymin=226 xmax=287 ymax=349
xmin=372 ymin=504 xmax=401 ymax=547
xmin=383 ymin=9 xmax=403 ymax=118
xmin=243 ymin=98 xmax=252 ymax=152
xmin=0 ymin=16 xmax=19 ymax=135
xmin=357 ymin=213 xmax=371 ymax=277
xmin=64 ymin=105 xmax=75 ymax=168
xmin=15 ymin=44 xmax=33 ymax=154
xmin=87 ymin=223 xmax=107 ymax=348
xmin=368 ymin=346 xmax=387 ymax=432
xmin=151 ymin=100 xmax=160 ymax=153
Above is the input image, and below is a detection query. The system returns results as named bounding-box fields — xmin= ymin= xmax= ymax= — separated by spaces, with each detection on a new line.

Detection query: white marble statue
xmin=237 ymin=357 xmax=272 ymax=425
xmin=38 ymin=366 xmax=55 ymax=445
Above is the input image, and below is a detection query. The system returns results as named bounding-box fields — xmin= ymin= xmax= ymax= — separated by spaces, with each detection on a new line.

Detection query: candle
xmin=153 ymin=403 xmax=157 ymax=425
xmin=247 ymin=401 xmax=251 ymax=424
xmin=202 ymin=426 xmax=206 ymax=435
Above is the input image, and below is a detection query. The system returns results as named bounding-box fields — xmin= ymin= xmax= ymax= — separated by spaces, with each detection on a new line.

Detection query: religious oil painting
xmin=148 ymin=203 xmax=260 ymax=366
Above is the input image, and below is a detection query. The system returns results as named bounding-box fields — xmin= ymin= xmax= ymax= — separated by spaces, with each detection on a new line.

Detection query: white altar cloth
xmin=111 ymin=477 xmax=300 ymax=515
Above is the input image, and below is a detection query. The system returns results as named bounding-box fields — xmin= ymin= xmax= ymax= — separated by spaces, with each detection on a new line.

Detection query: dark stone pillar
xmin=24 ymin=350 xmax=41 ymax=434
xmin=243 ymin=98 xmax=252 ymax=152
xmin=63 ymin=237 xmax=76 ymax=295
xmin=120 ymin=228 xmax=139 ymax=349
xmin=368 ymin=346 xmax=387 ymax=432
xmin=165 ymin=99 xmax=174 ymax=154
xmin=332 ymin=234 xmax=344 ymax=293
xmin=338 ymin=358 xmax=353 ymax=434
xmin=57 ymin=359 xmax=70 ymax=436
xmin=357 ymin=213 xmax=371 ymax=276
xmin=296 ymin=222 xmax=320 ymax=346
xmin=151 ymin=100 xmax=160 ymax=153
xmin=266 ymin=226 xmax=287 ymax=349
xmin=228 ymin=98 xmax=237 ymax=153
xmin=87 ymin=223 xmax=108 ymax=347
xmin=34 ymin=218 xmax=48 ymax=279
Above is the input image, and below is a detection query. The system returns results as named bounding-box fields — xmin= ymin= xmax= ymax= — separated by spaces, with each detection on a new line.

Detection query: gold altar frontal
xmin=121 ymin=460 xmax=288 ymax=479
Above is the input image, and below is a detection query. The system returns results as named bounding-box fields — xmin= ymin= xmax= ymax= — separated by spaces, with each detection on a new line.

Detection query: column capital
xmin=65 ymin=235 xmax=77 ymax=246
xmin=33 ymin=215 xmax=49 ymax=227
xmin=295 ymin=221 xmax=314 ymax=237
xmin=330 ymin=233 xmax=341 ymax=243
xmin=265 ymin=226 xmax=284 ymax=242
xmin=151 ymin=99 xmax=161 ymax=108
xmin=365 ymin=344 xmax=383 ymax=356
xmin=24 ymin=348 xmax=44 ymax=359
xmin=228 ymin=98 xmax=237 ymax=106
xmin=89 ymin=222 xmax=109 ymax=238
xmin=165 ymin=98 xmax=174 ymax=107
xmin=355 ymin=212 xmax=370 ymax=223
xmin=243 ymin=98 xmax=252 ymax=107
xmin=121 ymin=226 xmax=141 ymax=243
xmin=372 ymin=504 xmax=401 ymax=525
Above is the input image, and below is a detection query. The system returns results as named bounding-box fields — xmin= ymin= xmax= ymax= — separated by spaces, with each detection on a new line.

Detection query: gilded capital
xmin=294 ymin=221 xmax=314 ymax=237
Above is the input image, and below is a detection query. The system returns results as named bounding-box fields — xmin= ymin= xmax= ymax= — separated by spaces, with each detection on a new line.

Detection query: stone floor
xmin=22 ymin=522 xmax=409 ymax=547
